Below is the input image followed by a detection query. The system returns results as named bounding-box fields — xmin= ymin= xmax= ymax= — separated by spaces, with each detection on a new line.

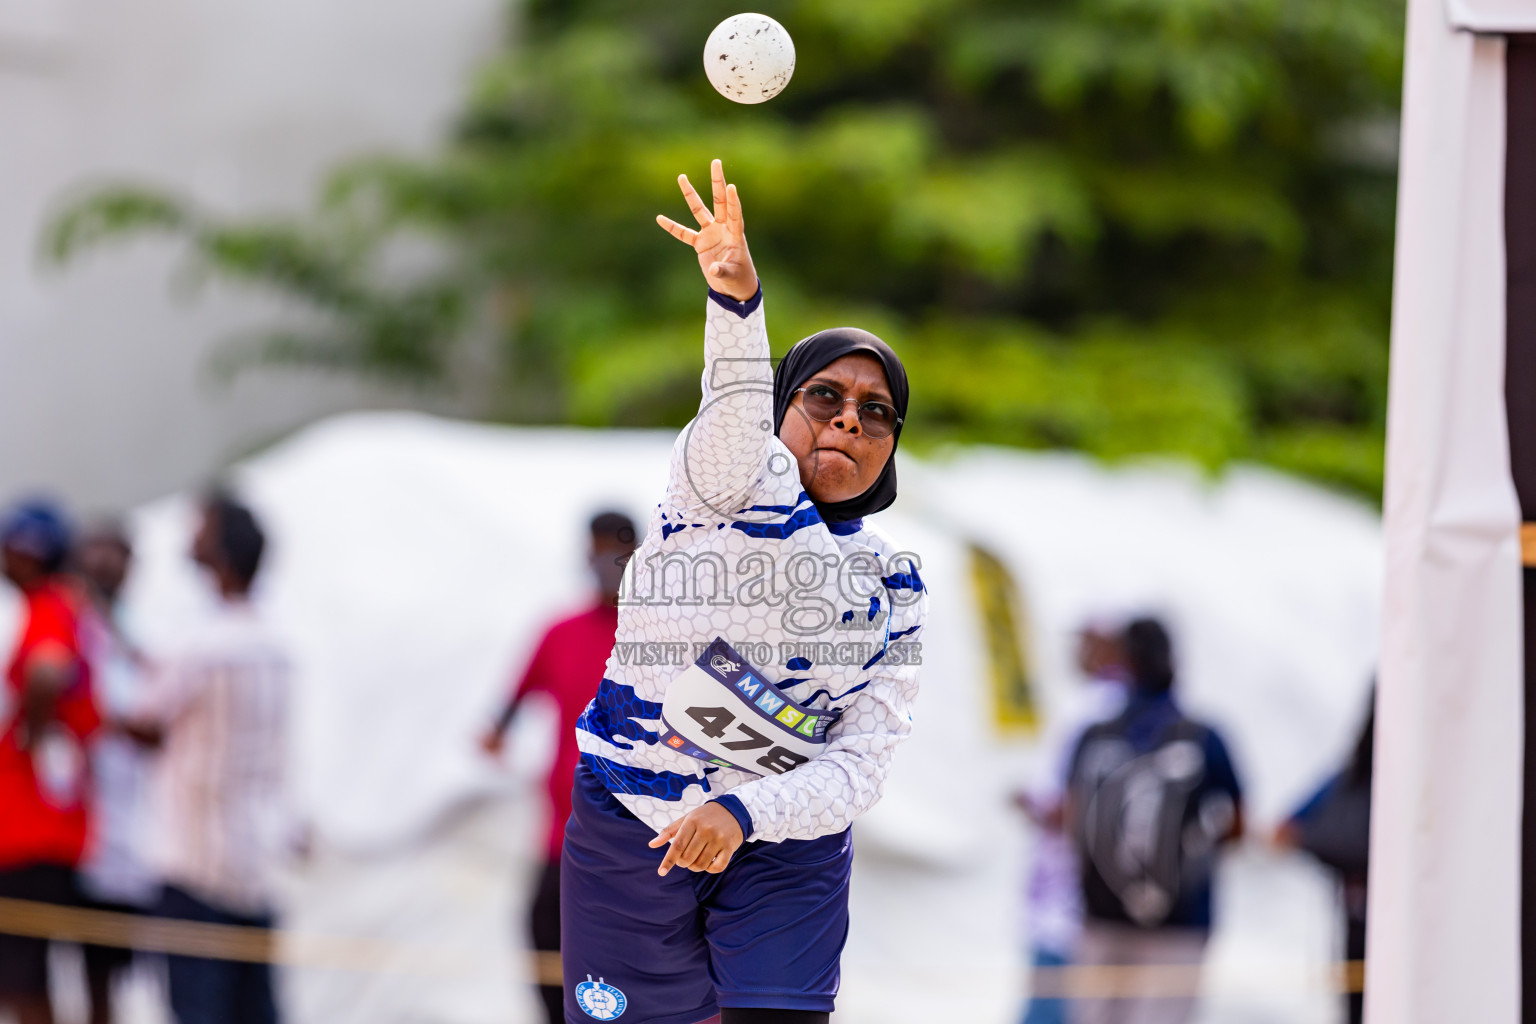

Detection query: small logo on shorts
xmin=575 ymin=975 xmax=627 ymax=1020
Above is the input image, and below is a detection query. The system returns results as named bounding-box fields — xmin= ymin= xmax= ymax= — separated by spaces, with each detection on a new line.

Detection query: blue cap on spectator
xmin=0 ymin=500 xmax=73 ymax=573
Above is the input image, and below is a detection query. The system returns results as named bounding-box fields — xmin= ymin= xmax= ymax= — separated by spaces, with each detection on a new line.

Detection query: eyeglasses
xmin=794 ymin=384 xmax=903 ymax=439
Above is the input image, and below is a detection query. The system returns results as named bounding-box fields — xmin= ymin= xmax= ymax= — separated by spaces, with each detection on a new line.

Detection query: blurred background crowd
xmin=0 ymin=0 xmax=1401 ymax=1021
xmin=0 ymin=476 xmax=1378 ymax=1024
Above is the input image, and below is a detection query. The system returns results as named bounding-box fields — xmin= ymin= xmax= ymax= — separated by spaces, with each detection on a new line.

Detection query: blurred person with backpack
xmin=0 ymin=500 xmax=100 ymax=1024
xmin=1277 ymin=690 xmax=1373 ymax=1024
xmin=1065 ymin=617 xmax=1244 ymax=1024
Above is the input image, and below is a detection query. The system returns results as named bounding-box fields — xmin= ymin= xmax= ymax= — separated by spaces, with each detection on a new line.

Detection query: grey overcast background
xmin=0 ymin=0 xmax=504 ymax=512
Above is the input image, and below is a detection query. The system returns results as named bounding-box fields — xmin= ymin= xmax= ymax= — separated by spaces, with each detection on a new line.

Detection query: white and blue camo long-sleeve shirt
xmin=575 ymin=290 xmax=928 ymax=844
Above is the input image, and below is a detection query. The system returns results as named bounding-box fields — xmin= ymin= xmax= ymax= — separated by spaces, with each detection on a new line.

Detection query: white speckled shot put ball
xmin=704 ymin=13 xmax=795 ymax=104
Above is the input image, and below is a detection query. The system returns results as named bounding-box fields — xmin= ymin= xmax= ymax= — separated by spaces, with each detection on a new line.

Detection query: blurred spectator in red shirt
xmin=480 ymin=510 xmax=638 ymax=1024
xmin=0 ymin=500 xmax=99 ymax=1024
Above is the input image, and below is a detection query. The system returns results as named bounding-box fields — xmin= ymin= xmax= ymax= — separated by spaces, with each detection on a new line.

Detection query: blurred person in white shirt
xmin=1014 ymin=622 xmax=1130 ymax=1024
xmin=73 ymin=522 xmax=157 ymax=1024
xmin=124 ymin=494 xmax=292 ymax=1024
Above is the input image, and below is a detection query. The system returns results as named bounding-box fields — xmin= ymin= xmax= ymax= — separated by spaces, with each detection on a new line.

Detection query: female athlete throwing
xmin=563 ymin=160 xmax=927 ymax=1024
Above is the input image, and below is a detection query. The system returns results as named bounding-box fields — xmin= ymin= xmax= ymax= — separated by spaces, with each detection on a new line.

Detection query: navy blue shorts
xmin=561 ymin=763 xmax=852 ymax=1024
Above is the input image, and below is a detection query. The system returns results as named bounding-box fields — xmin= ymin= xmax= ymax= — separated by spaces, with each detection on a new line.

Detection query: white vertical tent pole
xmin=1371 ymin=0 xmax=1522 ymax=1020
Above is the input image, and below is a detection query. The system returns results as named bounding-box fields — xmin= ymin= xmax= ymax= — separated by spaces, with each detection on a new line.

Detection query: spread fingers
xmin=678 ymin=174 xmax=713 ymax=227
xmin=711 ymin=159 xmax=728 ymax=222
xmin=725 ymin=183 xmax=744 ymax=233
xmin=656 ymin=215 xmax=699 ymax=247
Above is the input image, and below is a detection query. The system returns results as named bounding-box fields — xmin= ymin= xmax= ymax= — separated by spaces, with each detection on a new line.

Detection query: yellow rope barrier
xmin=0 ymin=898 xmax=461 ymax=977
xmin=1027 ymin=960 xmax=1365 ymax=998
xmin=0 ymin=897 xmax=1364 ymax=996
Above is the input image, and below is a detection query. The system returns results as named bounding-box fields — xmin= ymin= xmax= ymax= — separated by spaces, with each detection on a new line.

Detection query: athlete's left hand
xmin=650 ymin=803 xmax=744 ymax=876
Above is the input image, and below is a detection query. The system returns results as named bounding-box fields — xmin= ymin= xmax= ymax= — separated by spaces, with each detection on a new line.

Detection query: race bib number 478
xmin=658 ymin=638 xmax=835 ymax=776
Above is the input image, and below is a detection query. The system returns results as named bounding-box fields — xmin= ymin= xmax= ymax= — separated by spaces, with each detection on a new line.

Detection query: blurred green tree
xmin=46 ymin=0 xmax=1404 ymax=496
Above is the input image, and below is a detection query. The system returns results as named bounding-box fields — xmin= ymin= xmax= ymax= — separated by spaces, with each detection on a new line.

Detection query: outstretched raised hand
xmin=656 ymin=159 xmax=760 ymax=303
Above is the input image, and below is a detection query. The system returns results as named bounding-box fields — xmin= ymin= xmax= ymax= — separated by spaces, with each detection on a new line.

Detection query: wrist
xmin=721 ymin=279 xmax=759 ymax=302
xmin=711 ymin=794 xmax=754 ymax=843
xmin=707 ymin=283 xmax=763 ymax=318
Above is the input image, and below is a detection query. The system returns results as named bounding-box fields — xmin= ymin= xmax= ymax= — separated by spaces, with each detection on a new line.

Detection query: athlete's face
xmin=779 ymin=353 xmax=897 ymax=505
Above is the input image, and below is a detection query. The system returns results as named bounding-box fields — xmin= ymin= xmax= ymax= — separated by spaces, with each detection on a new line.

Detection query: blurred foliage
xmin=46 ymin=0 xmax=1404 ymax=497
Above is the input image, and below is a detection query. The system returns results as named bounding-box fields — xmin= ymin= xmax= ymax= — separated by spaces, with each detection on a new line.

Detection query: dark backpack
xmin=1069 ymin=711 xmax=1237 ymax=927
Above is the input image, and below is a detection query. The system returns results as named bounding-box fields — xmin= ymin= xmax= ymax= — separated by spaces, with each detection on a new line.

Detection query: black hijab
xmin=773 ymin=327 xmax=909 ymax=523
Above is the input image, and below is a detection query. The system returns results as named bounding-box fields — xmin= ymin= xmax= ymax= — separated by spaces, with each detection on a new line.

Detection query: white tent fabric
xmin=1370 ymin=2 xmax=1524 ymax=1022
xmin=1 ymin=412 xmax=1382 ymax=1022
